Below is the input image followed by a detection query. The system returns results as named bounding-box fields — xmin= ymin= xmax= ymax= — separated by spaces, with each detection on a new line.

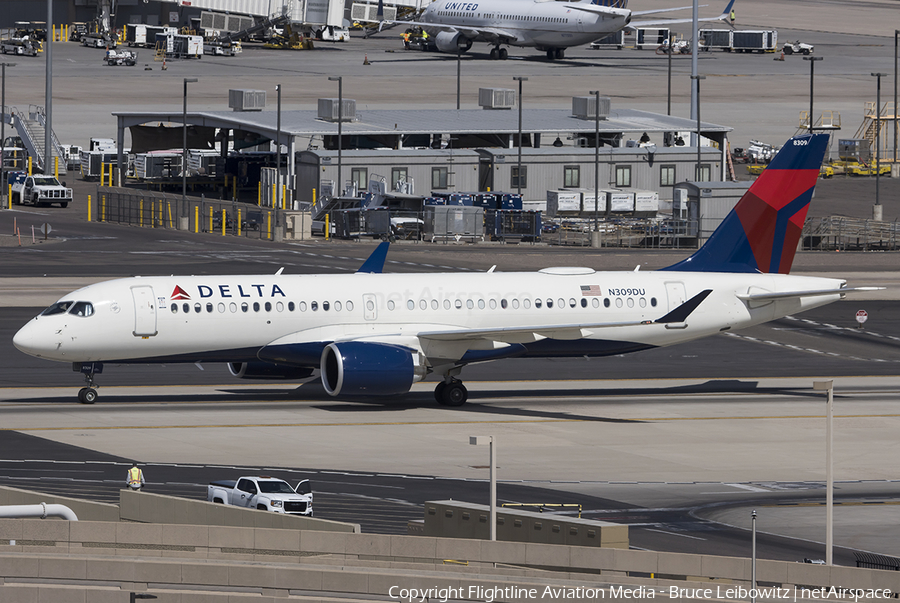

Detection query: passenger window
xmin=627 ymin=298 xmax=634 ymax=308
xmin=432 ymin=300 xmax=439 ymax=310
xmin=639 ymin=298 xmax=647 ymax=308
xmin=388 ymin=300 xmax=396 ymax=311
xmin=217 ymin=303 xmax=225 ymax=313
xmin=311 ymin=301 xmax=318 ymax=311
xmin=466 ymin=299 xmax=474 ymax=309
xmin=560 ymin=298 xmax=567 ymax=308
xmin=489 ymin=299 xmax=497 ymax=309
xmin=253 ymin=302 xmax=260 ymax=312
xmin=501 ymin=299 xmax=508 ymax=309
xmin=276 ymin=301 xmax=284 ymax=312
xmin=580 ymin=298 xmax=587 ymax=308
xmin=407 ymin=300 xmax=415 ymax=310
xmin=171 ymin=303 xmax=178 ymax=313
xmin=230 ymin=302 xmax=237 ymax=313
xmin=264 ymin=302 xmax=272 ymax=312
xmin=69 ymin=302 xmax=94 ymax=317
xmin=323 ymin=301 xmax=330 ymax=311
xmin=523 ymin=299 xmax=531 ymax=309
xmin=334 ymin=301 xmax=342 ymax=311
xmin=535 ymin=299 xmax=542 ymax=308
xmin=443 ymin=299 xmax=451 ymax=309
xmin=546 ymin=299 xmax=553 ymax=308
xmin=592 ymin=298 xmax=600 ymax=308
xmin=455 ymin=299 xmax=463 ymax=309
xmin=604 ymin=298 xmax=610 ymax=308
xmin=651 ymin=297 xmax=657 ymax=307
xmin=512 ymin=299 xmax=519 ymax=309
xmin=288 ymin=302 xmax=295 ymax=311
xmin=615 ymin=298 xmax=623 ymax=308
xmin=242 ymin=302 xmax=249 ymax=313
xmin=299 ymin=301 xmax=307 ymax=311
xmin=206 ymin=303 xmax=213 ymax=313
xmin=478 ymin=299 xmax=485 ymax=309
xmin=194 ymin=303 xmax=201 ymax=313
xmin=347 ymin=301 xmax=354 ymax=311
xmin=420 ymin=300 xmax=427 ymax=310
xmin=184 ymin=303 xmax=191 ymax=313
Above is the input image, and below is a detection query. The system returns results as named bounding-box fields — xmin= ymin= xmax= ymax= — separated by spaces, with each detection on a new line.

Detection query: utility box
xmin=478 ymin=88 xmax=516 ymax=110
xmin=229 ymin=89 xmax=266 ymax=112
xmin=675 ymin=181 xmax=752 ymax=243
xmin=838 ymin=139 xmax=870 ymax=162
xmin=572 ymin=96 xmax=610 ymax=120
xmin=318 ymin=98 xmax=356 ymax=122
xmin=425 ymin=205 xmax=483 ymax=242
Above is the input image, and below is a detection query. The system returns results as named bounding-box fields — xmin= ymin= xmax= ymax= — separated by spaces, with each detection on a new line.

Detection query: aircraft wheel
xmin=441 ymin=382 xmax=468 ymax=407
xmin=434 ymin=381 xmax=447 ymax=404
xmin=78 ymin=387 xmax=97 ymax=404
xmin=556 ymin=48 xmax=565 ymax=59
xmin=546 ymin=48 xmax=554 ymax=60
xmin=499 ymin=48 xmax=508 ymax=59
xmin=490 ymin=47 xmax=498 ymax=60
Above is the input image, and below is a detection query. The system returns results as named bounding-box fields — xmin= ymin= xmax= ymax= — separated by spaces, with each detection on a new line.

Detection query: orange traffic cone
xmin=162 ymin=58 xmax=167 ymax=70
xmin=363 ymin=54 xmax=370 ymax=65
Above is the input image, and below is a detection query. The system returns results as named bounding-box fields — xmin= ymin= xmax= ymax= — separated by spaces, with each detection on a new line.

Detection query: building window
xmin=391 ymin=167 xmax=408 ymax=191
xmin=432 ymin=167 xmax=448 ymax=189
xmin=511 ymin=166 xmax=527 ymax=189
xmin=615 ymin=165 xmax=632 ymax=188
xmin=351 ymin=168 xmax=367 ymax=192
xmin=660 ymin=164 xmax=676 ymax=187
xmin=695 ymin=164 xmax=711 ymax=182
xmin=563 ymin=165 xmax=580 ymax=188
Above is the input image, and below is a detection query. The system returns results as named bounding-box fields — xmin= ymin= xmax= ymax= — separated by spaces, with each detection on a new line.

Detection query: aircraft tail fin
xmin=662 ymin=133 xmax=829 ymax=275
xmin=357 ymin=241 xmax=390 ymax=274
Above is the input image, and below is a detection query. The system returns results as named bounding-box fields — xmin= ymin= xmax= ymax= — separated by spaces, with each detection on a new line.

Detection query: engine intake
xmin=228 ymin=362 xmax=314 ymax=380
xmin=434 ymin=31 xmax=472 ymax=54
xmin=320 ymin=341 xmax=423 ymax=397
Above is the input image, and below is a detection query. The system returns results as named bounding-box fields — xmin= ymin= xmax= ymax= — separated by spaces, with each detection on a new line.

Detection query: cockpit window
xmin=69 ymin=301 xmax=95 ymax=317
xmin=41 ymin=301 xmax=74 ymax=316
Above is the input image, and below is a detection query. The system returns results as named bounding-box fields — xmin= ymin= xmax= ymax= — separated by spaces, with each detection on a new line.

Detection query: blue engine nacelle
xmin=228 ymin=362 xmax=314 ymax=380
xmin=320 ymin=341 xmax=419 ymax=396
xmin=434 ymin=31 xmax=472 ymax=54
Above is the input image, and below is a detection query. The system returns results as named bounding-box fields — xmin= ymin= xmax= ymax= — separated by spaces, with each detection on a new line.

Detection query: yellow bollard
xmin=7 ymin=184 xmax=11 ymax=209
xmin=159 ymin=201 xmax=163 ymax=227
xmin=312 ymin=188 xmax=316 ymax=208
xmin=194 ymin=205 xmax=199 ymax=233
xmin=257 ymin=181 xmax=261 ymax=206
xmin=325 ymin=214 xmax=330 ymax=241
xmin=28 ymin=156 xmax=32 ymax=176
xmin=237 ymin=209 xmax=242 ymax=237
xmin=87 ymin=194 xmax=91 ymax=222
xmin=101 ymin=195 xmax=106 ymax=221
xmin=282 ymin=184 xmax=287 ymax=210
xmin=267 ymin=212 xmax=272 ymax=240
xmin=221 ymin=209 xmax=226 ymax=236
xmin=271 ymin=183 xmax=276 ymax=208
xmin=209 ymin=206 xmax=213 ymax=233
xmin=100 ymin=163 xmax=105 ymax=186
xmin=167 ymin=203 xmax=173 ymax=229
xmin=151 ymin=201 xmax=156 ymax=227
xmin=54 ymin=156 xmax=59 ymax=179
xmin=140 ymin=200 xmax=144 ymax=228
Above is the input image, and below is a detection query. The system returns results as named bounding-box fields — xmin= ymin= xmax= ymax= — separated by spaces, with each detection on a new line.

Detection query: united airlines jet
xmin=393 ymin=0 xmax=734 ymax=60
xmin=14 ymin=134 xmax=870 ymax=406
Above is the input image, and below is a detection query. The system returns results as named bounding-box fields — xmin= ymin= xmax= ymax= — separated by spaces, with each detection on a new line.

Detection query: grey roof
xmin=113 ymin=107 xmax=731 ymax=141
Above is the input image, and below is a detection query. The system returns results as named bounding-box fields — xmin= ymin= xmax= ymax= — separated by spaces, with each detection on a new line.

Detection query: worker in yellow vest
xmin=127 ymin=463 xmax=145 ymax=491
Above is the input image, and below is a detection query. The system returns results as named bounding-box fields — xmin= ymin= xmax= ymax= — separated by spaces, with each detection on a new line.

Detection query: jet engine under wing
xmin=419 ymin=289 xmax=712 ymax=345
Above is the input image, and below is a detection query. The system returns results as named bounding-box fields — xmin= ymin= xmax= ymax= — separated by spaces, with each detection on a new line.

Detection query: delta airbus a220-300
xmin=14 ymin=133 xmax=873 ymax=406
xmin=391 ymin=0 xmax=735 ymax=60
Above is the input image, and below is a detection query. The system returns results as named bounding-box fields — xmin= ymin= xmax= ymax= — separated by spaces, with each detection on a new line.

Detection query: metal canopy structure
xmin=112 ymin=106 xmax=732 ymax=188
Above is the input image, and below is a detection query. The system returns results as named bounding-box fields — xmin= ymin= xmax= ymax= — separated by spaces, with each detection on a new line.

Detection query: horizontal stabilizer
xmin=737 ymin=286 xmax=883 ymax=303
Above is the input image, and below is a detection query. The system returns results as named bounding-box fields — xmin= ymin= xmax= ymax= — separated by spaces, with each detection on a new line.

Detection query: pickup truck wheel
xmin=213 ymin=498 xmax=224 ymax=503
xmin=33 ymin=194 xmax=42 ymax=206
xmin=60 ymin=202 xmax=68 ymax=208
xmin=257 ymin=504 xmax=267 ymax=510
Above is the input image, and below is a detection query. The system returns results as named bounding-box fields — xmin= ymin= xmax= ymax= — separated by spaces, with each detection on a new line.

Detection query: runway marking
xmin=643 ymin=528 xmax=707 ymax=540
xmin=6 ymin=413 xmax=900 ymax=432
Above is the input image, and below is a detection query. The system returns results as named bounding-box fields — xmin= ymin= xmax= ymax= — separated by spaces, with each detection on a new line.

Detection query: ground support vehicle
xmin=1 ymin=37 xmax=40 ymax=56
xmin=82 ymin=32 xmax=116 ymax=48
xmin=8 ymin=171 xmax=73 ymax=207
xmin=732 ymin=29 xmax=777 ymax=53
xmin=207 ymin=476 xmax=313 ymax=515
xmin=782 ymin=41 xmax=813 ymax=55
xmin=104 ymin=49 xmax=137 ymax=66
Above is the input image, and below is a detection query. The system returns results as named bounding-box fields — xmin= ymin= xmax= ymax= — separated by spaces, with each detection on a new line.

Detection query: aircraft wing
xmin=631 ymin=5 xmax=707 ymax=17
xmin=419 ymin=290 xmax=711 ymax=344
xmin=388 ymin=20 xmax=522 ymax=43
xmin=629 ymin=0 xmax=734 ymax=28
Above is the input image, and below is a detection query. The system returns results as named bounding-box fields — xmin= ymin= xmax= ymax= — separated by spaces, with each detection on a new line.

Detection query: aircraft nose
xmin=13 ymin=319 xmax=51 ymax=358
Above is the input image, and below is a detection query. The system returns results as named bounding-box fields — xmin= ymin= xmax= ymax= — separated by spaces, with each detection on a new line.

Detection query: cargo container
xmin=424 ymin=205 xmax=484 ymax=242
xmin=80 ymin=150 xmax=118 ymax=180
xmin=134 ymin=151 xmax=183 ymax=180
xmin=731 ymin=30 xmax=777 ymax=53
xmin=546 ymin=190 xmax=581 ymax=217
xmin=633 ymin=190 xmax=660 ymax=215
xmin=606 ymin=189 xmax=635 ymax=212
xmin=125 ymin=25 xmax=176 ymax=47
xmin=636 ymin=28 xmax=669 ymax=50
xmin=589 ymin=30 xmax=624 ymax=50
xmin=155 ymin=33 xmax=204 ymax=58
xmin=698 ymin=29 xmax=732 ymax=51
xmin=485 ymin=210 xmax=542 ymax=242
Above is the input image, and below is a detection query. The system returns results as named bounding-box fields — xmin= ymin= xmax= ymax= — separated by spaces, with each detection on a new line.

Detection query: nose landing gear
xmin=74 ymin=362 xmax=103 ymax=404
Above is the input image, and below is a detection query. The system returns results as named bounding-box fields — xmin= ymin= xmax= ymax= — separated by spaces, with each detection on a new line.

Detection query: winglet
xmin=357 ymin=242 xmax=390 ymax=273
xmin=655 ymin=289 xmax=712 ymax=323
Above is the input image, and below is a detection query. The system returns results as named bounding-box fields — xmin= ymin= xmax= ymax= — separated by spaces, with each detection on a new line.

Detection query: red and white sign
xmin=856 ymin=309 xmax=868 ymax=325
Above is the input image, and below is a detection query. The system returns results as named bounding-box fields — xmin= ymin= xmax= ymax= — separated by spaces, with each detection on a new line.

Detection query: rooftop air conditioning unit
xmin=478 ymin=88 xmax=516 ymax=110
xmin=229 ymin=89 xmax=266 ymax=112
xmin=318 ymin=98 xmax=357 ymax=122
xmin=572 ymin=96 xmax=611 ymax=120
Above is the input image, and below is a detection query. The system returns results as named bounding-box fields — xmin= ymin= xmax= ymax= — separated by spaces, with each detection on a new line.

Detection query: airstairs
xmin=854 ymin=102 xmax=895 ymax=160
xmin=7 ymin=105 xmax=67 ymax=175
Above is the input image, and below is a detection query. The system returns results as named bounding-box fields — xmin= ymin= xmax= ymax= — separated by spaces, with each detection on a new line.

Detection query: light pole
xmin=1 ymin=63 xmax=15 ymax=206
xmin=456 ymin=40 xmax=464 ymax=110
xmin=328 ymin=76 xmax=343 ymax=198
xmin=469 ymin=435 xmax=496 ymax=541
xmin=872 ymin=72 xmax=887 ymax=217
xmin=751 ymin=510 xmax=757 ymax=603
xmin=813 ymin=380 xmax=834 ymax=566
xmin=44 ymin=0 xmax=53 ymax=177
xmin=691 ymin=74 xmax=705 ymax=181
xmin=513 ymin=77 xmax=527 ymax=196
xmin=182 ymin=78 xmax=198 ymax=225
xmin=804 ymin=56 xmax=823 ymax=134
xmin=590 ymin=90 xmax=601 ymax=245
xmin=667 ymin=33 xmax=673 ymax=116
xmin=276 ymin=83 xmax=282 ymax=211
xmin=894 ymin=30 xmax=898 ymax=165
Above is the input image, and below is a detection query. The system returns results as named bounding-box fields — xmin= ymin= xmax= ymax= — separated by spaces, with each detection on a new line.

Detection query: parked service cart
xmin=424 ymin=205 xmax=484 ymax=242
xmin=698 ymin=29 xmax=732 ymax=51
xmin=0 ymin=37 xmax=40 ymax=56
xmin=636 ymin=28 xmax=669 ymax=50
xmin=732 ymin=29 xmax=777 ymax=53
xmin=104 ymin=49 xmax=137 ymax=66
xmin=782 ymin=40 xmax=813 ymax=55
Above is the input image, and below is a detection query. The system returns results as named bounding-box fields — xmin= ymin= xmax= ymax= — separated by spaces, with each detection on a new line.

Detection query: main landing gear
xmin=75 ymin=362 xmax=103 ymax=404
xmin=434 ymin=378 xmax=468 ymax=407
xmin=489 ymin=46 xmax=508 ymax=60
xmin=546 ymin=48 xmax=565 ymax=60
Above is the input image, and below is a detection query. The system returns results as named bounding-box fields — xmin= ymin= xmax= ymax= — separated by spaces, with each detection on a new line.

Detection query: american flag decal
xmin=580 ymin=285 xmax=602 ymax=296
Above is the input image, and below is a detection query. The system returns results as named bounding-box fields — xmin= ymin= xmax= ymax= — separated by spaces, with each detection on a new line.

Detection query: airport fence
xmin=802 ymin=216 xmax=900 ymax=251
xmin=91 ymin=186 xmax=283 ymax=240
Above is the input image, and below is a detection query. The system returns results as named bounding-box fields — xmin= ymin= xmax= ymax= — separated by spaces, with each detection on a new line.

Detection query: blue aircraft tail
xmin=662 ymin=133 xmax=829 ymax=274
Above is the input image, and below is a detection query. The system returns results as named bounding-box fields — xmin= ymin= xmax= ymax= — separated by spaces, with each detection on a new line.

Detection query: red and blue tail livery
xmin=664 ymin=133 xmax=829 ymax=275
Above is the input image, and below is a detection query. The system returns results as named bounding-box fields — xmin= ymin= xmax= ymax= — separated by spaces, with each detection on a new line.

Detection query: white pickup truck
xmin=207 ymin=476 xmax=313 ymax=516
xmin=8 ymin=171 xmax=73 ymax=208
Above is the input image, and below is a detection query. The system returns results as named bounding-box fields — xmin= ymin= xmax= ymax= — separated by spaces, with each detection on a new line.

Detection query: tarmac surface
xmin=1 ymin=0 xmax=900 ymax=571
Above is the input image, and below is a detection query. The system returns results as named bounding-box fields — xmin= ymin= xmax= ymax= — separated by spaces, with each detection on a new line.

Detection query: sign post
xmin=855 ymin=309 xmax=868 ymax=329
